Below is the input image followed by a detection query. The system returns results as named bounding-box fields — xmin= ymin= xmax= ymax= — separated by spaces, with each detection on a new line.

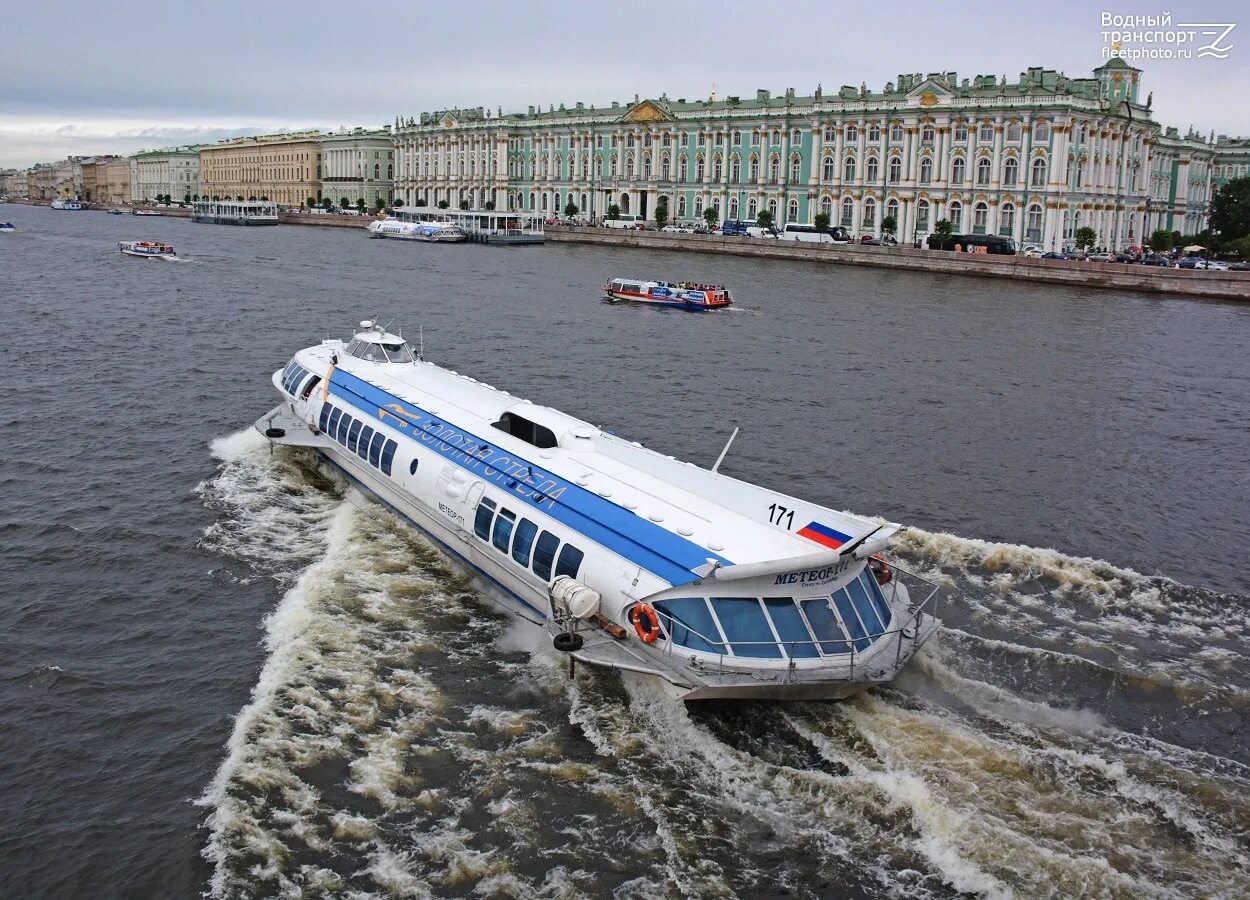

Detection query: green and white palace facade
xmin=395 ymin=60 xmax=1242 ymax=249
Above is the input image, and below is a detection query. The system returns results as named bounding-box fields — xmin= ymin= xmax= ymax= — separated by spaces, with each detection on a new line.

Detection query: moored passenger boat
xmin=132 ymin=209 xmax=161 ymax=217
xmin=367 ymin=218 xmax=467 ymax=242
xmin=192 ymin=200 xmax=278 ymax=225
xmin=256 ymin=321 xmax=939 ymax=700
xmin=118 ymin=240 xmax=176 ymax=260
xmin=51 ymin=199 xmax=83 ymax=211
xmin=604 ymin=278 xmax=733 ymax=310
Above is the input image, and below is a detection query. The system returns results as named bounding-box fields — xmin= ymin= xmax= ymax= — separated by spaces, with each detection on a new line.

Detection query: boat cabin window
xmin=344 ymin=337 xmax=414 ymax=363
xmin=652 ymin=577 xmax=893 ymax=659
xmin=554 ymin=545 xmax=584 ymax=579
xmin=316 ymin=402 xmax=397 ymax=477
xmin=492 ymin=508 xmax=517 ymax=552
xmin=474 ymin=497 xmax=497 ymax=540
xmin=299 ymin=375 xmax=321 ymax=400
xmin=511 ymin=519 xmax=537 ymax=566
xmin=491 ymin=412 xmax=558 ymax=449
xmin=531 ymin=531 xmax=559 ymax=580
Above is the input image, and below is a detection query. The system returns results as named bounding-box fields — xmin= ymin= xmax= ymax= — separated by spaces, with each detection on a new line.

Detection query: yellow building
xmin=200 ymin=132 xmax=323 ymax=207
xmin=98 ymin=157 xmax=132 ymax=206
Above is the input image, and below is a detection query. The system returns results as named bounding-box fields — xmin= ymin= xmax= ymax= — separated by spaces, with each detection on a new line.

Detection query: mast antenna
xmin=711 ymin=425 xmax=739 ymax=474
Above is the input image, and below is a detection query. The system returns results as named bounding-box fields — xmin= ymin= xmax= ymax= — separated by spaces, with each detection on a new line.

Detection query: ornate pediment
xmin=621 ymin=100 xmax=672 ymax=123
xmin=906 ymin=79 xmax=954 ymax=108
xmin=439 ymin=112 xmax=458 ymax=128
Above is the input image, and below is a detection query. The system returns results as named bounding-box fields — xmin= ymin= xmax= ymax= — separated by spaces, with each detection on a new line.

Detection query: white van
xmin=603 ymin=214 xmax=646 ymax=229
xmin=779 ymin=223 xmax=851 ymax=243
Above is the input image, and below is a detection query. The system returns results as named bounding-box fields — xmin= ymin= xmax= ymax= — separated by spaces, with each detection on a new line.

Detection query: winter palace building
xmin=393 ymin=60 xmax=1234 ymax=249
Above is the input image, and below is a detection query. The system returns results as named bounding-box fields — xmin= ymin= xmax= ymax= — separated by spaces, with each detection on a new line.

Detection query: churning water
xmin=2 ymin=204 xmax=1249 ymax=898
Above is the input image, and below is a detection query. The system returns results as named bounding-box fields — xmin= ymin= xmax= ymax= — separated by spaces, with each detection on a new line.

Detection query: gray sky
xmin=2 ymin=0 xmax=1246 ymax=168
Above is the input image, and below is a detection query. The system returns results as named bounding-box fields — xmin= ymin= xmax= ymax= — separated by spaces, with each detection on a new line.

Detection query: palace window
xmin=866 ymin=156 xmax=879 ymax=183
xmin=792 ymin=128 xmax=801 ymax=144
xmin=1003 ymin=157 xmax=1018 ymax=185
xmin=644 ymin=133 xmax=653 ymax=148
xmin=1031 ymin=157 xmax=1047 ymax=186
xmin=973 ymin=202 xmax=988 ymax=234
xmin=1026 ymin=204 xmax=1043 ymax=240
xmin=822 ymin=155 xmax=835 ymax=182
xmin=729 ymin=196 xmax=739 ymax=218
xmin=677 ymin=195 xmax=686 ymax=217
xmin=771 ymin=130 xmax=781 ymax=145
xmin=713 ymin=155 xmax=723 ymax=180
xmin=948 ymin=200 xmax=962 ymax=230
xmin=678 ymin=154 xmax=687 ymax=182
xmin=823 ymin=125 xmax=836 ymax=143
xmin=819 ymin=196 xmax=832 ymax=219
xmin=1006 ymin=122 xmax=1022 ymax=142
xmin=768 ymin=198 xmax=777 ymax=217
xmin=750 ymin=156 xmax=760 ymax=181
xmin=790 ymin=154 xmax=802 ymax=181
xmin=890 ymin=123 xmax=903 ymax=142
xmin=868 ymin=124 xmax=881 ymax=142
xmin=1000 ymin=203 xmax=1015 ymax=235
xmin=977 ymin=158 xmax=992 ymax=185
xmin=627 ymin=134 xmax=636 ymax=149
xmin=863 ymin=197 xmax=876 ymax=226
xmin=714 ymin=133 xmax=724 ymax=147
xmin=846 ymin=124 xmax=859 ymax=142
xmin=681 ymin=133 xmax=690 ymax=147
xmin=951 ymin=156 xmax=965 ymax=183
xmin=697 ymin=156 xmax=705 ymax=180
xmin=660 ymin=155 xmax=670 ymax=181
xmin=695 ymin=196 xmax=703 ymax=216
xmin=841 ymin=197 xmax=854 ymax=226
xmin=748 ymin=196 xmax=758 ymax=218
xmin=662 ymin=133 xmax=672 ymax=148
xmin=920 ymin=124 xmax=935 ymax=143
xmin=787 ymin=198 xmax=799 ymax=222
xmin=643 ymin=154 xmax=652 ymax=179
xmin=731 ymin=155 xmax=741 ymax=182
xmin=843 ymin=155 xmax=855 ymax=182
xmin=754 ymin=129 xmax=763 ymax=146
xmin=770 ymin=157 xmax=780 ymax=181
xmin=888 ymin=156 xmax=901 ymax=182
xmin=919 ymin=157 xmax=932 ymax=184
xmin=732 ymin=130 xmax=742 ymax=145
xmin=1033 ymin=121 xmax=1051 ymax=142
xmin=979 ymin=122 xmax=994 ymax=142
xmin=917 ymin=199 xmax=929 ymax=232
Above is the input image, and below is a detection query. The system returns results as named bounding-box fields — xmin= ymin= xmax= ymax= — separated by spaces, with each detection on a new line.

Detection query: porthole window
xmin=409 ymin=458 xmax=419 ymax=476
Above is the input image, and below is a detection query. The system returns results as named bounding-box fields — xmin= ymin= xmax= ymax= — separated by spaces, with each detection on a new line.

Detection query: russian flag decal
xmin=797 ymin=521 xmax=852 ymax=550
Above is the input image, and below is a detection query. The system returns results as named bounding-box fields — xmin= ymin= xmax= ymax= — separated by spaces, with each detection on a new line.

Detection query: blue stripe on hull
xmin=327 ymin=368 xmax=729 ymax=586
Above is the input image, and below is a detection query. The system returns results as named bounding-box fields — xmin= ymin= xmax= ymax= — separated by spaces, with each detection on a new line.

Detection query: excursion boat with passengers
xmin=118 ymin=240 xmax=176 ymax=260
xmin=256 ymin=320 xmax=940 ymax=700
xmin=603 ymin=278 xmax=733 ymax=310
xmin=366 ymin=218 xmax=467 ymax=242
xmin=0 ymin=222 xmax=15 ymax=232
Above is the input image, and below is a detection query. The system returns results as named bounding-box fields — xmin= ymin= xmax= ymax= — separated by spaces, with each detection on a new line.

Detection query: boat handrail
xmin=648 ymin=560 xmax=941 ymax=678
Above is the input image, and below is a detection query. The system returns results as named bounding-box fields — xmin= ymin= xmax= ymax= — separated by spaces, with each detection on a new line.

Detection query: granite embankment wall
xmin=546 ymin=226 xmax=1250 ymax=301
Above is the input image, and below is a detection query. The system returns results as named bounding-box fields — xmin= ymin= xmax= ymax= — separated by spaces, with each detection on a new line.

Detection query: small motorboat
xmin=108 ymin=209 xmax=126 ymax=215
xmin=0 ymin=222 xmax=15 ymax=232
xmin=132 ymin=209 xmax=161 ymax=217
xmin=119 ymin=240 xmax=176 ymax=260
xmin=604 ymin=278 xmax=733 ymax=310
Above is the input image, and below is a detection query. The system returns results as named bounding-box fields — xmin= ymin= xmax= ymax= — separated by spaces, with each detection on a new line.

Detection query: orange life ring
xmin=869 ymin=554 xmax=892 ymax=586
xmin=629 ymin=603 xmax=661 ymax=644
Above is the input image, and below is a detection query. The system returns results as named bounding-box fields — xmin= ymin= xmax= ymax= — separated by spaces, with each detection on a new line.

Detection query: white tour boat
xmin=51 ymin=199 xmax=83 ymax=211
xmin=0 ymin=222 xmax=15 ymax=233
xmin=132 ymin=209 xmax=161 ymax=217
xmin=192 ymin=200 xmax=279 ymax=226
xmin=604 ymin=278 xmax=733 ymax=310
xmin=367 ymin=218 xmax=467 ymax=242
xmin=118 ymin=240 xmax=176 ymax=260
xmin=256 ymin=322 xmax=939 ymax=700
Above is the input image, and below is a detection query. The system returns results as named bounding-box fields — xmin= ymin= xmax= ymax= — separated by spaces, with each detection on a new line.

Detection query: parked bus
xmin=779 ymin=223 xmax=852 ymax=243
xmin=925 ymin=233 xmax=1018 ymax=255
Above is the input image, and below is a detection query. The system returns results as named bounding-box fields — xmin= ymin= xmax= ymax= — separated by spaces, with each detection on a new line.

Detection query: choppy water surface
xmin=2 ymin=204 xmax=1249 ymax=899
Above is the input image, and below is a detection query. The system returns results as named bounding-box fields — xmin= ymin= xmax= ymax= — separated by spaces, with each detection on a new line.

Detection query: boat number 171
xmin=768 ymin=503 xmax=795 ymax=530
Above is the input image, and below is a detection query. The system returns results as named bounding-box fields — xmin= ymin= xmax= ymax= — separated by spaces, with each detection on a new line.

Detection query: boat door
xmin=461 ymin=481 xmax=485 ymax=541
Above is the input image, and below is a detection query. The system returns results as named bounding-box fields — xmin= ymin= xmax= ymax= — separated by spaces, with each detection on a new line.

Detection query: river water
xmin=2 ymin=203 xmax=1249 ymax=899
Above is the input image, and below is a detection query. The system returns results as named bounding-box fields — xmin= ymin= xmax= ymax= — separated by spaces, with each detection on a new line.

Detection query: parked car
xmin=661 ymin=224 xmax=695 ymax=233
xmin=1113 ymin=252 xmax=1138 ymax=263
xmin=859 ymin=235 xmax=883 ymax=246
xmin=1021 ymin=246 xmax=1042 ymax=258
xmin=1177 ymin=256 xmax=1227 ymax=270
xmin=1086 ymin=251 xmax=1115 ymax=262
xmin=1229 ymin=262 xmax=1250 ymax=271
xmin=1041 ymin=251 xmax=1075 ymax=260
xmin=1140 ymin=254 xmax=1172 ymax=267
